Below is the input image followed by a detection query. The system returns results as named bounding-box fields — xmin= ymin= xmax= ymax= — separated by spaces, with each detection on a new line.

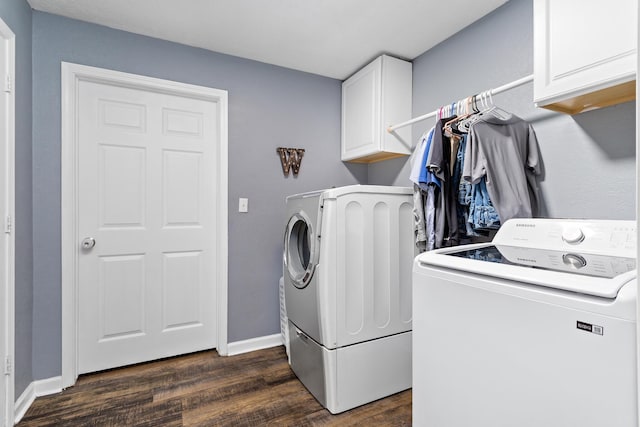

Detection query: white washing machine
xmin=412 ymin=218 xmax=637 ymax=427
xmin=284 ymin=185 xmax=414 ymax=414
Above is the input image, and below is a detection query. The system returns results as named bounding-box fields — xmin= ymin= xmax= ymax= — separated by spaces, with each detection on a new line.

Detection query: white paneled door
xmin=77 ymin=80 xmax=219 ymax=374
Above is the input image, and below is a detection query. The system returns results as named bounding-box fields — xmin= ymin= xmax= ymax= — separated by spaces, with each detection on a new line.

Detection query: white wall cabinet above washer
xmin=341 ymin=55 xmax=412 ymax=163
xmin=533 ymin=0 xmax=636 ymax=114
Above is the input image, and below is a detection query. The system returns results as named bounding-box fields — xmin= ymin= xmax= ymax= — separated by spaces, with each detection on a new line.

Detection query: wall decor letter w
xmin=277 ymin=147 xmax=305 ymax=177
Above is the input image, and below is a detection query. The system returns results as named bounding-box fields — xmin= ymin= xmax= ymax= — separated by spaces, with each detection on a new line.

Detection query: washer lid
xmin=416 ymin=243 xmax=636 ymax=299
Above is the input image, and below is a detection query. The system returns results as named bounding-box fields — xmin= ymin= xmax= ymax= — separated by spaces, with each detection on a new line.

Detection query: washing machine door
xmin=284 ymin=211 xmax=318 ymax=289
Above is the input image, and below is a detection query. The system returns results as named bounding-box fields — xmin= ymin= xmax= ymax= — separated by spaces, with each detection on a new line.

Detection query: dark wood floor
xmin=17 ymin=346 xmax=411 ymax=426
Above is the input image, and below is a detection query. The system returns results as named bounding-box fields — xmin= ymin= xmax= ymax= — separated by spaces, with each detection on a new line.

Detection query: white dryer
xmin=284 ymin=185 xmax=414 ymax=413
xmin=413 ymin=218 xmax=638 ymax=427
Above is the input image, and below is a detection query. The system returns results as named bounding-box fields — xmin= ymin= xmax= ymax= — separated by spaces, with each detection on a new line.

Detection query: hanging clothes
xmin=409 ymin=97 xmax=541 ymax=252
xmin=468 ymin=180 xmax=501 ymax=230
xmin=419 ymin=129 xmax=439 ymax=251
xmin=409 ymin=130 xmax=432 ymax=185
xmin=423 ymin=185 xmax=437 ymax=251
xmin=454 ymin=135 xmax=487 ymax=237
xmin=409 ymin=133 xmax=428 ymax=251
xmin=463 ymin=113 xmax=541 ymax=222
xmin=427 ymin=117 xmax=460 ymax=248
xmin=409 ymin=128 xmax=435 ymax=252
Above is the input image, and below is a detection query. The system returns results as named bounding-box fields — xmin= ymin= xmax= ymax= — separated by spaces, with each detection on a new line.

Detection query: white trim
xmin=34 ymin=376 xmax=62 ymax=397
xmin=13 ymin=377 xmax=63 ymax=424
xmin=216 ymin=85 xmax=229 ymax=357
xmin=227 ymin=334 xmax=284 ymax=356
xmin=61 ymin=62 xmax=229 ymax=388
xmin=13 ymin=383 xmax=34 ymax=425
xmin=0 ymin=17 xmax=14 ymax=427
xmin=635 ymin=0 xmax=640 ymax=426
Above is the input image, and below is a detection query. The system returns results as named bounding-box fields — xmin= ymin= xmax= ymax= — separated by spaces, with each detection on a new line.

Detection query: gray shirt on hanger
xmin=463 ymin=114 xmax=541 ymax=222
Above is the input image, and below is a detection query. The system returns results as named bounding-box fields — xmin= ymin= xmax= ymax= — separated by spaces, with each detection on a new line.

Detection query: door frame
xmin=61 ymin=62 xmax=229 ymax=388
xmin=0 ymin=17 xmax=14 ymax=427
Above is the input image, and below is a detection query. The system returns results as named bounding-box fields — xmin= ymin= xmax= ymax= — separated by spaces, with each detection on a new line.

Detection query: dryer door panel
xmin=284 ymin=212 xmax=318 ymax=289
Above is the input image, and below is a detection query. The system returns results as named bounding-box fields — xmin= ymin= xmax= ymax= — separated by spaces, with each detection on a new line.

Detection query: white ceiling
xmin=27 ymin=0 xmax=508 ymax=80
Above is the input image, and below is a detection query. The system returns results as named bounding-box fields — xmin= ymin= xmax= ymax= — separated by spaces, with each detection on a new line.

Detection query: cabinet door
xmin=534 ymin=0 xmax=636 ymax=110
xmin=341 ymin=58 xmax=381 ymax=161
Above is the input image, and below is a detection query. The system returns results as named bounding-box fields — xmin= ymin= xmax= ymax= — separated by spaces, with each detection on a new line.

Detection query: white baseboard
xmin=14 ymin=376 xmax=63 ymax=424
xmin=14 ymin=382 xmax=35 ymax=425
xmin=35 ymin=376 xmax=63 ymax=397
xmin=227 ymin=333 xmax=283 ymax=356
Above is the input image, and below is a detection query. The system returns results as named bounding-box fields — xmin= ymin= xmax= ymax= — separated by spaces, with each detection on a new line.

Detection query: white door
xmin=77 ymin=80 xmax=218 ymax=374
xmin=0 ymin=18 xmax=13 ymax=427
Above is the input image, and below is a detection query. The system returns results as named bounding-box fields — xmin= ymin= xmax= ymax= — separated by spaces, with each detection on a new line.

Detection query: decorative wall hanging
xmin=277 ymin=147 xmax=305 ymax=177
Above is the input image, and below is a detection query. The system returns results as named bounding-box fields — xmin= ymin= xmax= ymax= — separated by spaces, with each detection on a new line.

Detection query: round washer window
xmin=285 ymin=214 xmax=316 ymax=289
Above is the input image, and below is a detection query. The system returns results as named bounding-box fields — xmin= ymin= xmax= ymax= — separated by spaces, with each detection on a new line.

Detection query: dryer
xmin=284 ymin=185 xmax=414 ymax=413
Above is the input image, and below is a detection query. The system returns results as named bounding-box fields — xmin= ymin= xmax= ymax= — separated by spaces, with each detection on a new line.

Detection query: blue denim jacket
xmin=455 ymin=135 xmax=500 ymax=232
xmin=469 ymin=180 xmax=501 ymax=230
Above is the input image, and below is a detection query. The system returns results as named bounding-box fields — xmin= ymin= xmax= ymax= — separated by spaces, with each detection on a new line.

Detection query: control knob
xmin=562 ymin=253 xmax=587 ymax=269
xmin=562 ymin=227 xmax=585 ymax=245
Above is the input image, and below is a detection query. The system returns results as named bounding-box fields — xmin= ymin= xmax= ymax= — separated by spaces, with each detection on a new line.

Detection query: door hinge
xmin=4 ymin=74 xmax=11 ymax=93
xmin=4 ymin=216 xmax=10 ymax=234
xmin=4 ymin=356 xmax=11 ymax=375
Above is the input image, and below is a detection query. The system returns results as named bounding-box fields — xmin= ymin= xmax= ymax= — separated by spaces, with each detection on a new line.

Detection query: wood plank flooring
xmin=17 ymin=346 xmax=411 ymax=426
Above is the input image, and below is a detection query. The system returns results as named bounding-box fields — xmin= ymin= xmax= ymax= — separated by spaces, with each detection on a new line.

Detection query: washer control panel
xmin=493 ymin=219 xmax=636 ymax=258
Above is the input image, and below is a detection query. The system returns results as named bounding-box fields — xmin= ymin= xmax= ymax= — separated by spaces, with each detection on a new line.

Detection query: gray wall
xmin=368 ymin=0 xmax=636 ymax=220
xmin=0 ymin=0 xmax=33 ymax=398
xmin=32 ymin=11 xmax=366 ymax=380
xmin=13 ymin=0 xmax=637 ymax=386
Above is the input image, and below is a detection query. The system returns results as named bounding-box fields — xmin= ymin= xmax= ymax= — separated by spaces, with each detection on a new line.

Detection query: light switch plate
xmin=239 ymin=198 xmax=249 ymax=213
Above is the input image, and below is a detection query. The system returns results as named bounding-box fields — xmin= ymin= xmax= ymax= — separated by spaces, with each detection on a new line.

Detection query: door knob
xmin=81 ymin=237 xmax=96 ymax=250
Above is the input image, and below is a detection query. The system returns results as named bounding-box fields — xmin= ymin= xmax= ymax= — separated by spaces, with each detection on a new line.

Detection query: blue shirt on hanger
xmin=418 ymin=128 xmax=439 ymax=189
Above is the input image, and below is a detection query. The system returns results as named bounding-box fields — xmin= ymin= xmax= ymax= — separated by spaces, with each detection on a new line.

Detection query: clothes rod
xmin=386 ymin=74 xmax=534 ymax=133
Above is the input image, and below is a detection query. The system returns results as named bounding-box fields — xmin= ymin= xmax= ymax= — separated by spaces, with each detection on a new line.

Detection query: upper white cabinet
xmin=341 ymin=55 xmax=412 ymax=163
xmin=533 ymin=0 xmax=636 ymax=114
